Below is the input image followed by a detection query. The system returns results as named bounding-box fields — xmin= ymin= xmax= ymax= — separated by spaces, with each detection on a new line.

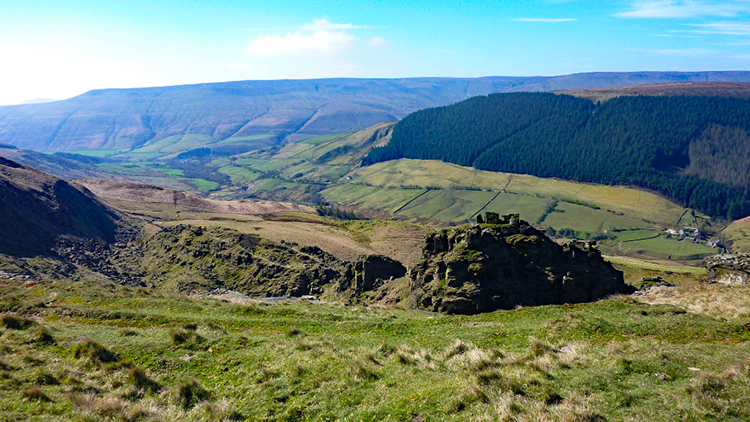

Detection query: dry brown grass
xmin=79 ymin=178 xmax=314 ymax=215
xmin=161 ymin=218 xmax=374 ymax=261
xmin=560 ymin=82 xmax=750 ymax=103
xmin=638 ymin=283 xmax=750 ymax=319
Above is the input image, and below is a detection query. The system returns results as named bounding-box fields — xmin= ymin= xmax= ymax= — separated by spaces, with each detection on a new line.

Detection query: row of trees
xmin=364 ymin=93 xmax=750 ymax=219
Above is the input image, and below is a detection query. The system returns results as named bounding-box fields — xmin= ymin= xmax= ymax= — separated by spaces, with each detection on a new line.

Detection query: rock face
xmin=352 ymin=255 xmax=407 ymax=293
xmin=409 ymin=215 xmax=631 ymax=314
xmin=704 ymin=254 xmax=750 ymax=285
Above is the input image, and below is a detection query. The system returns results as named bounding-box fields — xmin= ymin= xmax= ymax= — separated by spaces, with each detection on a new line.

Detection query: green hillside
xmin=365 ymin=92 xmax=750 ymax=219
xmin=191 ymin=124 xmax=718 ymax=261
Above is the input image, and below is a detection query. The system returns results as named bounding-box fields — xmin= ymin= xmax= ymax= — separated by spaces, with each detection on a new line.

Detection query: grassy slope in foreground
xmin=1 ymin=268 xmax=749 ymax=421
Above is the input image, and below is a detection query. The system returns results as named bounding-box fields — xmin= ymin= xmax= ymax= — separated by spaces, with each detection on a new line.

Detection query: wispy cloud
xmin=299 ymin=19 xmax=368 ymax=31
xmin=513 ymin=18 xmax=576 ymax=22
xmin=616 ymin=1 xmax=750 ymax=19
xmin=630 ymin=47 xmax=721 ymax=56
xmin=685 ymin=22 xmax=750 ymax=36
xmin=245 ymin=19 xmax=373 ymax=57
xmin=654 ymin=33 xmax=706 ymax=38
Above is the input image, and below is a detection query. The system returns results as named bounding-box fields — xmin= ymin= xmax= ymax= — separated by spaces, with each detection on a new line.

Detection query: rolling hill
xmin=365 ymin=89 xmax=750 ymax=219
xmin=2 ymin=72 xmax=750 ymax=155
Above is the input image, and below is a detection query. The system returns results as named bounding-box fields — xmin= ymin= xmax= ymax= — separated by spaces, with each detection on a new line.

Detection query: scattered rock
xmin=637 ymin=276 xmax=676 ymax=291
xmin=704 ymin=254 xmax=750 ymax=285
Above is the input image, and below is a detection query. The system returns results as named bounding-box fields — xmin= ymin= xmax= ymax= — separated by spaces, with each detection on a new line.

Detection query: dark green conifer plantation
xmin=365 ymin=93 xmax=750 ymax=219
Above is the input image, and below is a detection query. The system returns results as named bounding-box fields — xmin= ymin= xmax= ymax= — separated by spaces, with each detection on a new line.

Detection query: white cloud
xmin=655 ymin=32 xmax=706 ymax=38
xmin=616 ymin=1 xmax=750 ymax=19
xmin=246 ymin=31 xmax=354 ymax=56
xmin=299 ymin=19 xmax=366 ymax=32
xmin=513 ymin=18 xmax=576 ymax=22
xmin=0 ymin=42 xmax=151 ymax=106
xmin=245 ymin=19 xmax=375 ymax=57
xmin=368 ymin=37 xmax=387 ymax=47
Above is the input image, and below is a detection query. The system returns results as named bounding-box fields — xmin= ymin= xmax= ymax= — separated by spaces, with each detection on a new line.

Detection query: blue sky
xmin=0 ymin=0 xmax=749 ymax=105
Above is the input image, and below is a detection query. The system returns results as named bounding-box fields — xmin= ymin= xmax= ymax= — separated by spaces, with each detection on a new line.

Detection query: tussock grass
xmin=444 ymin=339 xmax=472 ymax=360
xmin=176 ymin=377 xmax=211 ymax=410
xmin=119 ymin=328 xmax=138 ymax=337
xmin=286 ymin=327 xmax=304 ymax=337
xmin=3 ymin=275 xmax=750 ymax=421
xmin=529 ymin=337 xmax=558 ymax=357
xmin=21 ymin=386 xmax=51 ymax=402
xmin=36 ymin=327 xmax=55 ymax=345
xmin=35 ymin=372 xmax=59 ymax=386
xmin=169 ymin=328 xmax=204 ymax=349
xmin=0 ymin=314 xmax=36 ymax=330
xmin=127 ymin=366 xmax=161 ymax=394
xmin=72 ymin=339 xmax=120 ymax=365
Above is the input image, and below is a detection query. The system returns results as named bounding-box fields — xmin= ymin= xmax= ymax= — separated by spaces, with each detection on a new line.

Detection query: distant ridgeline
xmin=364 ymin=92 xmax=750 ymax=219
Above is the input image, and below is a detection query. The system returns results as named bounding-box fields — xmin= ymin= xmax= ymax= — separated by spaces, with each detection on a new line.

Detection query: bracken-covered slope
xmin=560 ymin=81 xmax=750 ymax=103
xmin=2 ymin=72 xmax=750 ymax=153
xmin=0 ymin=157 xmax=124 ymax=256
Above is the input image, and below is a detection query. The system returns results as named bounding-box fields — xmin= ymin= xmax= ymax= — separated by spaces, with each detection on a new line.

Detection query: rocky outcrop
xmin=704 ymin=254 xmax=750 ymax=285
xmin=121 ymin=225 xmax=407 ymax=300
xmin=409 ymin=214 xmax=631 ymax=314
xmin=132 ymin=225 xmax=345 ymax=296
xmin=352 ymin=255 xmax=406 ymax=293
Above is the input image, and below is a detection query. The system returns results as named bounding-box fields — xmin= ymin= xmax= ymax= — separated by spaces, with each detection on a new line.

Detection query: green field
xmin=217 ymin=165 xmax=262 ymax=185
xmin=185 ymin=178 xmax=219 ymax=192
xmin=543 ymin=202 xmax=649 ymax=234
xmin=614 ymin=235 xmax=717 ymax=261
xmin=352 ymin=159 xmax=691 ymax=226
xmin=604 ymin=255 xmax=707 ymax=276
xmin=323 ymin=184 xmax=425 ymax=212
xmin=322 ymin=182 xmax=664 ymax=236
xmin=721 ymin=218 xmax=750 ymax=253
xmin=128 ymin=134 xmax=217 ymax=155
